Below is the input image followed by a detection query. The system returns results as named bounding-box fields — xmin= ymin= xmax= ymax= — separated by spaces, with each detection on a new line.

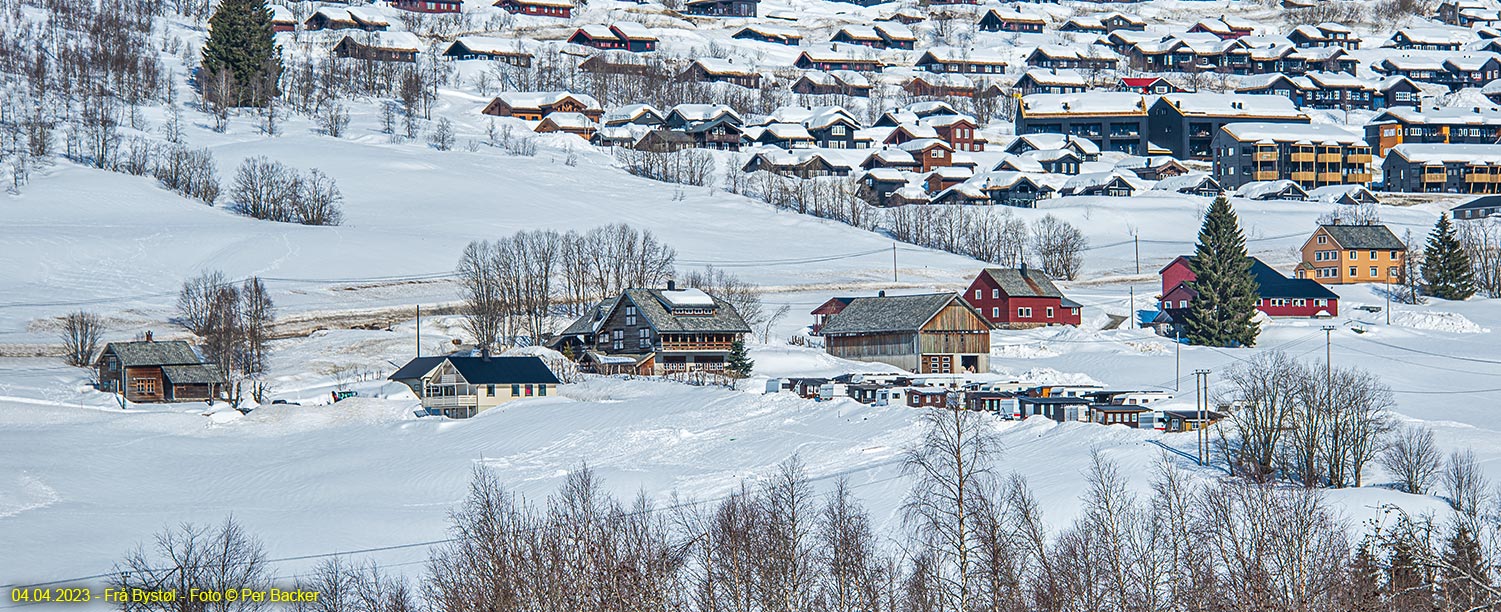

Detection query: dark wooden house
xmin=333 ymin=33 xmax=422 ymax=62
xmin=95 ymin=334 xmax=225 ymax=403
xmin=685 ymin=0 xmax=756 ymax=16
xmin=550 ymin=282 xmax=751 ymax=375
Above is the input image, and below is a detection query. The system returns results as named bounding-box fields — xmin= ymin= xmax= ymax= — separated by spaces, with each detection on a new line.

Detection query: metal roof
xmin=99 ymin=340 xmax=203 ymax=367
xmin=1320 ymin=224 xmax=1405 ymax=250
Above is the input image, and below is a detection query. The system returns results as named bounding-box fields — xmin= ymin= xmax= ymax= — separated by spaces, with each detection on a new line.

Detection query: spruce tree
xmin=201 ymin=0 xmax=281 ymax=107
xmin=1181 ymin=196 xmax=1261 ymax=347
xmin=1421 ymin=213 xmax=1477 ymax=301
xmin=725 ymin=338 xmax=754 ymax=381
xmin=1440 ymin=522 xmax=1489 ymax=611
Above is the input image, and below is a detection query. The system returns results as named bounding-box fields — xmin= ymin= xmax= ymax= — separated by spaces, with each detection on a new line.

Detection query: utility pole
xmin=416 ymin=304 xmax=422 ymax=358
xmin=1322 ymin=325 xmax=1336 ymax=385
xmin=1134 ymin=233 xmax=1140 ymax=275
xmin=1386 ymin=280 xmax=1392 ymax=325
xmin=1194 ymin=369 xmax=1211 ymax=466
xmin=1129 ymin=286 xmax=1135 ymax=329
xmin=1174 ymin=329 xmax=1182 ymax=392
xmin=892 ymin=243 xmax=898 ymax=283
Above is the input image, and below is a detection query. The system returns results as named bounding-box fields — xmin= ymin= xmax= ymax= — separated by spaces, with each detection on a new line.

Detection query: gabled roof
xmin=1318 ymin=224 xmax=1405 ymax=250
xmin=1166 ymin=256 xmax=1338 ymax=300
xmin=161 ymin=364 xmax=227 ymax=385
xmin=620 ymin=288 xmax=751 ymax=334
xmin=818 ymin=293 xmax=976 ymax=335
xmin=389 ymin=355 xmax=562 ymax=385
xmin=99 ymin=340 xmax=203 ymax=367
xmin=980 ymin=267 xmax=1067 ymax=299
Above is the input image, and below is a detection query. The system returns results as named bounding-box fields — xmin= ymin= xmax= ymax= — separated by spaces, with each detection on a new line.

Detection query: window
xmin=539 ymin=385 xmax=547 ymax=397
xmin=613 ymin=340 xmax=623 ymax=350
xmin=613 ymin=330 xmax=623 ymax=340
xmin=1370 ymin=250 xmax=1378 ymax=259
xmin=974 ymin=289 xmax=982 ymax=299
xmin=487 ymin=384 xmax=495 ymax=396
xmin=991 ymin=288 xmax=999 ymax=298
xmin=1046 ymin=307 xmax=1055 ymax=318
xmin=1348 ymin=250 xmax=1357 ymax=259
xmin=1371 ymin=266 xmax=1378 ymax=276
xmin=639 ymin=328 xmax=650 ymax=338
xmin=1349 ymin=267 xmax=1358 ymax=276
xmin=992 ymin=307 xmax=1000 ymax=318
xmin=131 ymin=377 xmax=157 ymax=395
xmin=1018 ymin=307 xmax=1033 ymax=317
xmin=930 ymin=150 xmax=943 ymax=158
xmin=511 ymin=384 xmax=521 ymax=396
xmin=1390 ymin=250 xmax=1400 ymax=259
xmin=626 ymin=315 xmax=636 ymax=325
xmin=1178 ymin=300 xmax=1187 ymax=308
xmin=1389 ymin=266 xmax=1398 ymax=277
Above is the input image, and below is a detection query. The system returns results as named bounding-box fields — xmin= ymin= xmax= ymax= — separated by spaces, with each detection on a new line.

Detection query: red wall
xmin=1161 ymin=257 xmax=1195 ymax=296
xmin=1258 ymin=298 xmax=1339 ymax=317
xmin=965 ymin=274 xmax=1080 ymax=326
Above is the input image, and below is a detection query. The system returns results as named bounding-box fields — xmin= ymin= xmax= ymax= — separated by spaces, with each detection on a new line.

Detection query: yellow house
xmin=389 ymin=354 xmax=562 ymax=419
xmin=1297 ymin=224 xmax=1407 ymax=285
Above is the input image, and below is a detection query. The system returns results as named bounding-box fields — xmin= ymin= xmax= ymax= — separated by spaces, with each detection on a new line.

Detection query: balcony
xmin=1318 ymin=172 xmax=1343 ymax=183
xmin=424 ymin=395 xmax=478 ymax=408
xmin=1253 ymin=151 xmax=1278 ymax=162
xmin=1466 ymin=173 xmax=1492 ymax=183
xmin=1291 ymin=171 xmax=1316 ymax=182
xmin=1347 ymin=153 xmax=1372 ymax=163
xmin=1289 ymin=152 xmax=1316 ymax=162
xmin=1317 ymin=153 xmax=1343 ymax=163
xmin=1346 ymin=172 xmax=1374 ymax=183
xmin=659 ymin=341 xmax=735 ymax=352
xmin=1252 ymin=170 xmax=1279 ymax=181
xmin=1422 ymin=172 xmax=1446 ymax=183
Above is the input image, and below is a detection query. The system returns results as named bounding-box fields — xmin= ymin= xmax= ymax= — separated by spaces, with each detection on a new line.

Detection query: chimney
xmin=145 ymin=330 xmax=153 ymax=342
xmin=1020 ymin=261 xmax=1029 ymax=275
xmin=480 ymin=347 xmax=490 ymax=361
xmin=667 ymin=279 xmax=677 ymax=291
xmin=878 ymin=290 xmax=887 ymax=297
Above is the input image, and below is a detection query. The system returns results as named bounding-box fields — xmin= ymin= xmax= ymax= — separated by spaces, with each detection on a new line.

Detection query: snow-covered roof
xmin=660 ymin=288 xmax=715 ymax=307
xmin=1308 ymin=184 xmax=1376 ymax=203
xmin=736 ymin=23 xmax=801 ymax=39
xmin=1152 ymin=172 xmax=1218 ymax=193
xmin=919 ymin=46 xmax=1008 ymax=65
xmin=540 ymin=112 xmax=597 ymax=129
xmin=1387 ymin=143 xmax=1501 ymax=164
xmin=875 ymin=23 xmax=916 ymax=41
xmin=1219 ymin=122 xmax=1366 ymax=146
xmin=269 ymin=4 xmax=294 ymax=23
xmin=603 ymin=103 xmax=662 ymax=124
xmin=498 ymin=91 xmax=602 ymax=110
xmin=670 ymin=104 xmax=741 ymax=122
xmin=1390 ymin=27 xmax=1473 ymax=46
xmin=1021 ymin=68 xmax=1088 ymax=87
xmin=1011 ymin=133 xmax=1102 ymax=155
xmin=1157 ymin=93 xmax=1306 ymax=119
xmin=452 ymin=36 xmax=530 ymax=55
xmin=1373 ymin=104 xmax=1501 ymax=125
xmin=1236 ymin=180 xmax=1307 ymax=200
xmin=343 ymin=31 xmax=421 ymax=52
xmin=1021 ymin=92 xmax=1149 ymax=116
xmin=835 ymin=25 xmax=884 ymax=42
xmin=610 ymin=22 xmax=657 ymax=40
xmin=693 ymin=58 xmax=757 ymax=76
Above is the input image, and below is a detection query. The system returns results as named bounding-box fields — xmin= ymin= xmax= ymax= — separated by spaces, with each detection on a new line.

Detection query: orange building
xmin=1296 ymin=224 xmax=1407 ymax=285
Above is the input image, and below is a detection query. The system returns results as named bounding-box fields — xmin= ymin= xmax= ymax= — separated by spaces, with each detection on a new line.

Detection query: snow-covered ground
xmin=4 ymin=0 xmax=1500 ymax=592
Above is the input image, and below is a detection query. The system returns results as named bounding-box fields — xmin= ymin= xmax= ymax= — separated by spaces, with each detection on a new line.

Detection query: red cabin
xmin=965 ymin=266 xmax=1082 ymax=328
xmin=809 ymin=297 xmax=854 ymax=335
xmin=1158 ymin=255 xmax=1339 ymax=320
xmin=494 ymin=0 xmax=572 ymax=17
xmin=394 ymin=0 xmax=461 ymax=12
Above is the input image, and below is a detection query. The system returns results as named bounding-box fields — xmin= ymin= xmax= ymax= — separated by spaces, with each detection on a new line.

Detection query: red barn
xmin=965 ymin=266 xmax=1082 ymax=328
xmin=1159 ymin=255 xmax=1338 ymax=320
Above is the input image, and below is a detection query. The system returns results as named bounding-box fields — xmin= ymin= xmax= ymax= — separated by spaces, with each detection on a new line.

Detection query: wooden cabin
xmin=394 ymin=0 xmax=461 ymax=13
xmin=94 ymin=333 xmax=225 ymax=403
xmin=550 ymin=282 xmax=751 ymax=375
xmin=818 ymin=292 xmax=991 ymax=374
xmin=333 ymin=33 xmax=421 ymax=63
xmin=494 ymin=0 xmax=573 ymax=17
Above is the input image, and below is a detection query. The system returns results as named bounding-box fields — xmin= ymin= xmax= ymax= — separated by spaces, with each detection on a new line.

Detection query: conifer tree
xmin=1342 ymin=540 xmax=1385 ymax=612
xmin=1421 ymin=214 xmax=1477 ymax=301
xmin=725 ymin=338 xmax=753 ymax=382
xmin=1181 ymin=195 xmax=1261 ymax=347
xmin=1440 ymin=522 xmax=1489 ymax=611
xmin=201 ymin=0 xmax=281 ymax=108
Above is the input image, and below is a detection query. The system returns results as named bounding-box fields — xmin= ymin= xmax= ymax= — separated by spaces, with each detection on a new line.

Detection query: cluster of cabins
xmin=768 ymin=374 xmax=1218 ymax=431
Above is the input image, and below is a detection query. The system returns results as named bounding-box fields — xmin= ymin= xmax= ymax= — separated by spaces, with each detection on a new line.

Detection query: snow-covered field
xmin=5 ymin=0 xmax=1501 ymax=594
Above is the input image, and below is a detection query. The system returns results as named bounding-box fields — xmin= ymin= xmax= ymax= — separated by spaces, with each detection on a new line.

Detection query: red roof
xmin=1120 ymin=77 xmax=1166 ymax=87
